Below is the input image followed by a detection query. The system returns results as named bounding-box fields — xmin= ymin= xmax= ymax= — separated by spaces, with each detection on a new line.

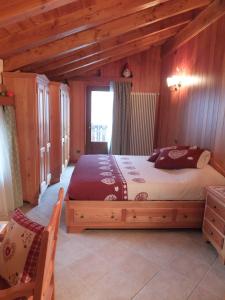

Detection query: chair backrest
xmin=34 ymin=187 xmax=64 ymax=300
xmin=0 ymin=187 xmax=64 ymax=300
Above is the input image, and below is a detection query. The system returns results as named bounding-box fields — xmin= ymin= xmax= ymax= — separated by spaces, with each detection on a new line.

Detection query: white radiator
xmin=129 ymin=92 xmax=158 ymax=155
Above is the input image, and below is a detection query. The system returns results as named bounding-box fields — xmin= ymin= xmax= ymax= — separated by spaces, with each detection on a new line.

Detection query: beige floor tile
xmin=116 ymin=250 xmax=160 ymax=281
xmin=82 ymin=269 xmax=151 ymax=300
xmin=179 ymin=239 xmax=217 ymax=265
xmin=199 ymin=259 xmax=225 ymax=298
xmin=56 ymin=266 xmax=91 ymax=299
xmin=55 ymin=238 xmax=92 ymax=270
xmin=168 ymin=253 xmax=210 ymax=282
xmin=68 ymin=252 xmax=111 ymax=286
xmin=188 ymin=286 xmax=222 ymax=300
xmin=133 ymin=269 xmax=196 ymax=300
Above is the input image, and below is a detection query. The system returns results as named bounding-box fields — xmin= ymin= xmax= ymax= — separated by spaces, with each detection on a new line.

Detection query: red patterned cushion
xmin=155 ymin=148 xmax=211 ymax=169
xmin=0 ymin=209 xmax=44 ymax=287
xmin=148 ymin=145 xmax=196 ymax=162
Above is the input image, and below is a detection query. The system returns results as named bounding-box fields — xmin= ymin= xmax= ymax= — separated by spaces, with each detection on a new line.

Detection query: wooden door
xmin=86 ymin=86 xmax=110 ymax=154
xmin=45 ymin=86 xmax=51 ymax=185
xmin=60 ymin=89 xmax=66 ymax=170
xmin=37 ymin=83 xmax=46 ymax=193
xmin=64 ymin=89 xmax=70 ymax=168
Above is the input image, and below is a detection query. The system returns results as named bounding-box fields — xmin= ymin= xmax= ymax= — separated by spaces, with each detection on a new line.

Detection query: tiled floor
xmin=24 ymin=166 xmax=225 ymax=300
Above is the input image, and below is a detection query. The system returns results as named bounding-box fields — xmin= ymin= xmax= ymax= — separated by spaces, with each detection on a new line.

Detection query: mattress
xmin=67 ymin=155 xmax=225 ymax=201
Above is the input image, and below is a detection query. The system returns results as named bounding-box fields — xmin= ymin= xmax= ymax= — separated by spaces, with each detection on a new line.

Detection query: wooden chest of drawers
xmin=203 ymin=186 xmax=225 ymax=264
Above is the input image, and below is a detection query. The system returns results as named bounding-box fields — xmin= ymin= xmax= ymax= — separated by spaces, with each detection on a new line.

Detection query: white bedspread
xmin=115 ymin=155 xmax=225 ymax=201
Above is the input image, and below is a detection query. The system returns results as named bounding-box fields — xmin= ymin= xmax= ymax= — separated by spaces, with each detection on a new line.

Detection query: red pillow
xmin=148 ymin=145 xmax=196 ymax=163
xmin=155 ymin=148 xmax=210 ymax=169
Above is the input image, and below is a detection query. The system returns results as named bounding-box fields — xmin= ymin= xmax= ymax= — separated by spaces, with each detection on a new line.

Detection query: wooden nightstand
xmin=203 ymin=186 xmax=225 ymax=264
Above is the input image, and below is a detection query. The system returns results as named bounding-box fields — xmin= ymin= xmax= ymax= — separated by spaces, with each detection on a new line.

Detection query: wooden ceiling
xmin=1 ymin=0 xmax=225 ymax=81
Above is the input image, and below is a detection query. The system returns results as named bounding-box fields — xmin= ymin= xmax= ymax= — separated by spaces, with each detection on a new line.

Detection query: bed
xmin=65 ymin=154 xmax=225 ymax=233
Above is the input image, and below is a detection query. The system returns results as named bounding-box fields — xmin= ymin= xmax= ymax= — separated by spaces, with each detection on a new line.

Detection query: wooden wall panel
xmin=157 ymin=15 xmax=225 ymax=168
xmin=69 ymin=47 xmax=161 ymax=161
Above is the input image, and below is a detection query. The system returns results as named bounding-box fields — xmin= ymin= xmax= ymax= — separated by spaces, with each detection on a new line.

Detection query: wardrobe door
xmin=37 ymin=82 xmax=46 ymax=193
xmin=45 ymin=86 xmax=51 ymax=185
xmin=65 ymin=89 xmax=70 ymax=167
xmin=60 ymin=89 xmax=66 ymax=170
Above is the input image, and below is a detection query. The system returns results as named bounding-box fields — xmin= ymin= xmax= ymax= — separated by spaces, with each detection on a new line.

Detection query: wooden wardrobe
xmin=3 ymin=72 xmax=51 ymax=205
xmin=49 ymin=82 xmax=70 ymax=184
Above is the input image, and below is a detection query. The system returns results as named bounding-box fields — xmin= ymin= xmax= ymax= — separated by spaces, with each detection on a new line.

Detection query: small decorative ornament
xmin=122 ymin=63 xmax=132 ymax=78
xmin=6 ymin=91 xmax=14 ymax=97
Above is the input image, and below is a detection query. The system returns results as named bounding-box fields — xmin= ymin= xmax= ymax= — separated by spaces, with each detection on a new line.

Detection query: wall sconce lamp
xmin=167 ymin=75 xmax=182 ymax=91
xmin=166 ymin=74 xmax=199 ymax=91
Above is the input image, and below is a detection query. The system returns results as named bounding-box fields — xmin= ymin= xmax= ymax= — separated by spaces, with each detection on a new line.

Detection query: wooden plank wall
xmin=69 ymin=47 xmax=161 ymax=162
xmin=157 ymin=15 xmax=225 ymax=168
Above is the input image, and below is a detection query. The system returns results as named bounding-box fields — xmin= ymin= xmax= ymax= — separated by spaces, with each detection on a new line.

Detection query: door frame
xmin=86 ymin=85 xmax=110 ymax=154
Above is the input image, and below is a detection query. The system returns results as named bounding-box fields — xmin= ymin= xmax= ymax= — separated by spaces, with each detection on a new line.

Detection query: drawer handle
xmin=162 ymin=215 xmax=166 ymax=219
xmin=214 ymin=205 xmax=217 ymax=209
xmin=133 ymin=215 xmax=136 ymax=219
xmin=80 ymin=215 xmax=84 ymax=219
xmin=111 ymin=215 xmax=114 ymax=219
xmin=184 ymin=215 xmax=188 ymax=219
xmin=210 ymin=231 xmax=213 ymax=236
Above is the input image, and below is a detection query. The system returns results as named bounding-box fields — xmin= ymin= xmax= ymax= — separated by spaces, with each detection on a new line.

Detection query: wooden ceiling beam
xmin=4 ymin=0 xmax=211 ymax=71
xmin=46 ymin=23 xmax=187 ymax=77
xmin=33 ymin=10 xmax=195 ymax=74
xmin=0 ymin=0 xmax=78 ymax=27
xmin=51 ymin=25 xmax=182 ymax=81
xmin=163 ymin=0 xmax=225 ymax=55
xmin=0 ymin=0 xmax=162 ymax=57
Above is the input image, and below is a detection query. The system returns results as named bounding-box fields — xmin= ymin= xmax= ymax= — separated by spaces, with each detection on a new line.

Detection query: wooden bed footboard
xmin=65 ymin=194 xmax=205 ymax=233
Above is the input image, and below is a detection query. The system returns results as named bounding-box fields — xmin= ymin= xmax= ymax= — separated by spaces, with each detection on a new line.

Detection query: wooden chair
xmin=0 ymin=187 xmax=64 ymax=300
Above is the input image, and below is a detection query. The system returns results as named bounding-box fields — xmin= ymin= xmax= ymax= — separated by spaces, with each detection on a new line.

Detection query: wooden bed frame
xmin=65 ymin=158 xmax=225 ymax=233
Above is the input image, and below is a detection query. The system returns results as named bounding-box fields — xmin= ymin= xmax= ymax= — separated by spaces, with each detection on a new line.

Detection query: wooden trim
xmin=0 ymin=96 xmax=14 ymax=106
xmin=163 ymin=0 xmax=225 ymax=55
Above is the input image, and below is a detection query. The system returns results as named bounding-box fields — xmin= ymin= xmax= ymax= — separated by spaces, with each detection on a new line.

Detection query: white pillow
xmin=197 ymin=150 xmax=211 ymax=169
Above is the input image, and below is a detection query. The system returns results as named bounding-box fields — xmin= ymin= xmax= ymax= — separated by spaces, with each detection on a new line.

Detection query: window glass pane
xmin=91 ymin=91 xmax=113 ymax=144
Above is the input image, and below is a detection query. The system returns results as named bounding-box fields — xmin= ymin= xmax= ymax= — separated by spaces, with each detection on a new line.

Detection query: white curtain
xmin=0 ymin=106 xmax=15 ymax=218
